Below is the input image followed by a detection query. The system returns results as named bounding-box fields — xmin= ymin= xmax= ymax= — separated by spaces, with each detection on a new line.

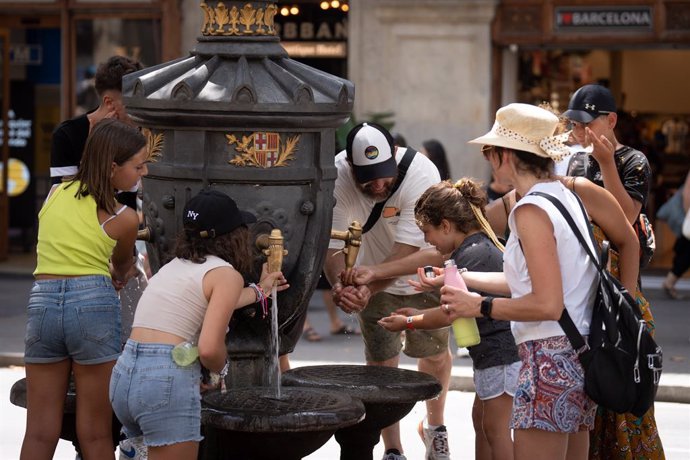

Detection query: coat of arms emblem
xmin=226 ymin=131 xmax=299 ymax=168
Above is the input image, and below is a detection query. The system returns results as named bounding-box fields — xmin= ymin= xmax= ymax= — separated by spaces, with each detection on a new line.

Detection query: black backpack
xmin=529 ymin=191 xmax=662 ymax=417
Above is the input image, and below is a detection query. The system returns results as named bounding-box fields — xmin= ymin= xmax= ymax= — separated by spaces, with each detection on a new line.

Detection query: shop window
xmin=74 ymin=17 xmax=162 ymax=114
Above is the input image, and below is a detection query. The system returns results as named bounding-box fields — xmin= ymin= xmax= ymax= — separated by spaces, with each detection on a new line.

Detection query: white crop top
xmin=132 ymin=255 xmax=232 ymax=342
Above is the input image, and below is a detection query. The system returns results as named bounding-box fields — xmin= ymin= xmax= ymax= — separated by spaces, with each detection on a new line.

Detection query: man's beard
xmin=359 ymin=182 xmax=393 ymax=201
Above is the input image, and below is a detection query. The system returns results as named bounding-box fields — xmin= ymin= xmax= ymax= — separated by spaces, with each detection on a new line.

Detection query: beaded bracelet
xmin=209 ymin=359 xmax=230 ymax=393
xmin=248 ymin=283 xmax=269 ymax=318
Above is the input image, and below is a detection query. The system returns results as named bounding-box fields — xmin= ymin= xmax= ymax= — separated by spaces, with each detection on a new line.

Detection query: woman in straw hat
xmin=434 ymin=103 xmax=639 ymax=459
xmin=484 ymin=101 xmax=665 ymax=460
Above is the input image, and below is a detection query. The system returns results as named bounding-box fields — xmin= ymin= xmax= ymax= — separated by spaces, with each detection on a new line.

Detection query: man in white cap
xmin=324 ymin=122 xmax=452 ymax=460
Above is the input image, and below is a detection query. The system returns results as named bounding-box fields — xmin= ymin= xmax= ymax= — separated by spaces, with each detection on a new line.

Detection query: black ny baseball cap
xmin=563 ymin=84 xmax=617 ymax=123
xmin=183 ymin=189 xmax=256 ymax=239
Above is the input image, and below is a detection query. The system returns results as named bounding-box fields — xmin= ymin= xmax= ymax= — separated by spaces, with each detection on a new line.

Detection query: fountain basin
xmin=9 ymin=378 xmax=121 ymax=450
xmin=199 ymin=386 xmax=365 ymax=460
xmin=282 ymin=365 xmax=442 ymax=460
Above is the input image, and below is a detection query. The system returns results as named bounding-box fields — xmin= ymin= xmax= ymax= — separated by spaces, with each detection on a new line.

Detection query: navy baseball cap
xmin=563 ymin=84 xmax=617 ymax=123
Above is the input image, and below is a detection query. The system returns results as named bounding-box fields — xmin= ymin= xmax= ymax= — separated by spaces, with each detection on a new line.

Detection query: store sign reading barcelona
xmin=226 ymin=132 xmax=299 ymax=168
xmin=200 ymin=2 xmax=277 ymax=36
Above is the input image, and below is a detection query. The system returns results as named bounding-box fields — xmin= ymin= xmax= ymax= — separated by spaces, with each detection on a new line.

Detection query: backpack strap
xmin=361 ymin=147 xmax=417 ymax=234
xmin=526 ymin=190 xmax=606 ymax=356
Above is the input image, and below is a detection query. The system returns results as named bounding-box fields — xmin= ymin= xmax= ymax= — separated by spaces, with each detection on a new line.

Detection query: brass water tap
xmin=137 ymin=227 xmax=151 ymax=241
xmin=330 ymin=220 xmax=362 ymax=270
xmin=256 ymin=228 xmax=288 ymax=274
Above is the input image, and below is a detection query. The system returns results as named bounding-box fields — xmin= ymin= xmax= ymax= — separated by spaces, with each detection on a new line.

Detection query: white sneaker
xmin=418 ymin=420 xmax=451 ymax=460
xmin=119 ymin=436 xmax=148 ymax=460
xmin=382 ymin=451 xmax=407 ymax=460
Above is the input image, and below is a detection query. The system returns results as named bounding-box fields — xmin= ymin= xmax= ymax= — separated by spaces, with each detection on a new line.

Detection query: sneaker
xmin=418 ymin=420 xmax=451 ymax=460
xmin=381 ymin=449 xmax=407 ymax=460
xmin=119 ymin=436 xmax=148 ymax=460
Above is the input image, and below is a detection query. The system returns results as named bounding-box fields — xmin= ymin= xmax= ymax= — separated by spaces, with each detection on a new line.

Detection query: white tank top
xmin=132 ymin=255 xmax=232 ymax=342
xmin=503 ymin=181 xmax=598 ymax=345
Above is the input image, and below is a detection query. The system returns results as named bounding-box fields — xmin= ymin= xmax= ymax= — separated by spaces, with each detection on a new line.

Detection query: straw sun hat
xmin=469 ymin=103 xmax=571 ymax=162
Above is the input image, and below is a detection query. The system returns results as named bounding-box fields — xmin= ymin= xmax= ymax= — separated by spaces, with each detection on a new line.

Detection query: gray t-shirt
xmin=451 ymin=232 xmax=520 ymax=370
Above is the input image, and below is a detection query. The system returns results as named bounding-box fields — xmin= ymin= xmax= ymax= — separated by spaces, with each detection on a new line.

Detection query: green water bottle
xmin=172 ymin=341 xmax=198 ymax=366
xmin=444 ymin=259 xmax=481 ymax=348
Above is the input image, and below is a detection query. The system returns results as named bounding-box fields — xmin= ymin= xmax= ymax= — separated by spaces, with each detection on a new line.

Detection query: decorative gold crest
xmin=142 ymin=128 xmax=164 ymax=163
xmin=200 ymin=2 xmax=277 ymax=36
xmin=226 ymin=131 xmax=299 ymax=168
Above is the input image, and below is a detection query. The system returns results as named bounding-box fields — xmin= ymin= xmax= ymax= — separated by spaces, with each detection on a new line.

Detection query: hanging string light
xmin=316 ymin=0 xmax=349 ymax=12
xmin=280 ymin=1 xmax=349 ymax=15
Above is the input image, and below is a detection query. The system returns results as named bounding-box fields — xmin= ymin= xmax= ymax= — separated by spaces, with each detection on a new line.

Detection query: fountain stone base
xmin=282 ymin=365 xmax=443 ymax=460
xmin=9 ymin=377 xmax=121 ymax=451
xmin=200 ymin=386 xmax=365 ymax=460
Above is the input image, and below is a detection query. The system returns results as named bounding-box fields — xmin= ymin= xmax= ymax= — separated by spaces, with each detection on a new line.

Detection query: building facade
xmin=1 ymin=0 xmax=689 ymax=265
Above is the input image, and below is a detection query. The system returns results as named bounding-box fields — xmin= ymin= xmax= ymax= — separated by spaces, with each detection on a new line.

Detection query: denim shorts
xmin=360 ymin=291 xmax=448 ymax=362
xmin=24 ymin=275 xmax=122 ymax=365
xmin=474 ymin=360 xmax=521 ymax=400
xmin=110 ymin=340 xmax=204 ymax=446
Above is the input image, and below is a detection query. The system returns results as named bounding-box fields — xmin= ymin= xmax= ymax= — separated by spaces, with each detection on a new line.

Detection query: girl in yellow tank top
xmin=21 ymin=119 xmax=149 ymax=460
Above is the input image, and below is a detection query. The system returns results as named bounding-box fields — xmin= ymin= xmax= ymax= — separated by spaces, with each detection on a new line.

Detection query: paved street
xmin=1 ymin=273 xmax=689 ymax=459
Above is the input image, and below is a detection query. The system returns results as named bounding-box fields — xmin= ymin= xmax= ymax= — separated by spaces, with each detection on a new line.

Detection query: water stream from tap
xmin=267 ymin=284 xmax=281 ymax=398
xmin=119 ymin=250 xmax=149 ymax=346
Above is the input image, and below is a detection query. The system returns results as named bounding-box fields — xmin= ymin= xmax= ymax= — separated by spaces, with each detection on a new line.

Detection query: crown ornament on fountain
xmin=200 ymin=2 xmax=278 ymax=36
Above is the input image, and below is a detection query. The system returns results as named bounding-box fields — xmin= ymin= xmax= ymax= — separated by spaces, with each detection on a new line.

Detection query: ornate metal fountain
xmin=123 ymin=1 xmax=367 ymax=458
xmin=127 ymin=0 xmax=353 ymax=384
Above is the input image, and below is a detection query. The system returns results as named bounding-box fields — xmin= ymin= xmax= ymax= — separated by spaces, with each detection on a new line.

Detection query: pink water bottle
xmin=444 ymin=259 xmax=481 ymax=347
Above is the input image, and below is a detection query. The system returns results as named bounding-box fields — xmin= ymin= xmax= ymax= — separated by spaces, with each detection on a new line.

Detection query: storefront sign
xmin=0 ymin=158 xmax=30 ymax=197
xmin=555 ymin=6 xmax=653 ymax=31
xmin=0 ymin=110 xmax=33 ymax=148
xmin=9 ymin=44 xmax=42 ymax=65
xmin=275 ymin=20 xmax=347 ymax=41
xmin=282 ymin=41 xmax=347 ymax=58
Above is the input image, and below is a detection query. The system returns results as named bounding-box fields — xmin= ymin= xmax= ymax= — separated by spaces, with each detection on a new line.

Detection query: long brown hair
xmin=174 ymin=226 xmax=254 ymax=275
xmin=68 ymin=119 xmax=146 ymax=214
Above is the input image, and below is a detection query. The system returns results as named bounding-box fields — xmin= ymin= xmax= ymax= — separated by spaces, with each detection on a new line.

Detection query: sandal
xmin=331 ymin=325 xmax=361 ymax=336
xmin=302 ymin=327 xmax=322 ymax=342
xmin=663 ymin=284 xmax=684 ymax=300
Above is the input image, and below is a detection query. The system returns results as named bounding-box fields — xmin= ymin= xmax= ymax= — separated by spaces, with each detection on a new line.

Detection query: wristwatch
xmin=480 ymin=296 xmax=494 ymax=319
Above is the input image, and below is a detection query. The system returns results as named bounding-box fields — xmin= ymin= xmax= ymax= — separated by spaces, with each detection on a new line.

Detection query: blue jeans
xmin=24 ymin=275 xmax=121 ymax=365
xmin=110 ymin=340 xmax=204 ymax=446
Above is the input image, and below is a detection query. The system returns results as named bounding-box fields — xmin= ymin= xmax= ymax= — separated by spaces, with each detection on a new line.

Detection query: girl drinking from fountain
xmin=109 ymin=189 xmax=288 ymax=460
xmin=378 ymin=178 xmax=520 ymax=460
xmin=21 ymin=119 xmax=148 ymax=460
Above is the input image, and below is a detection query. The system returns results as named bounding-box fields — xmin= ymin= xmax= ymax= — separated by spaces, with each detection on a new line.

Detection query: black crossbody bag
xmin=361 ymin=147 xmax=416 ymax=234
xmin=529 ymin=191 xmax=662 ymax=417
